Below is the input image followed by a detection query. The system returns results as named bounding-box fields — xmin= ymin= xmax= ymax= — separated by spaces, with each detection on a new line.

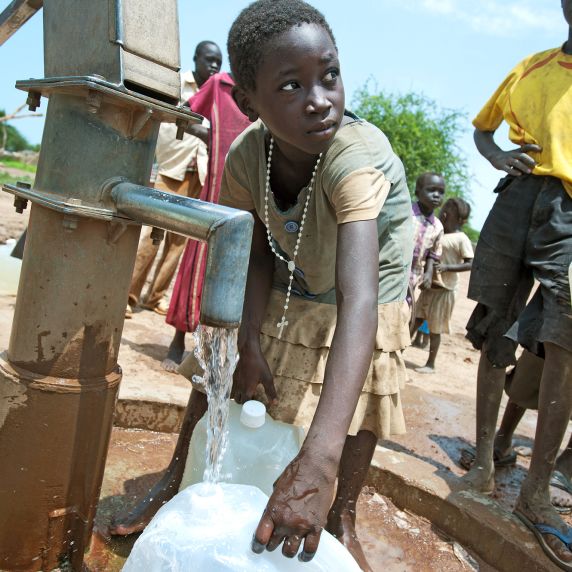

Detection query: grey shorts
xmin=466 ymin=175 xmax=572 ymax=367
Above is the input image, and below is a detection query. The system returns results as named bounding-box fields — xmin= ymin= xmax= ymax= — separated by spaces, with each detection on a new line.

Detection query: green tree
xmin=0 ymin=108 xmax=40 ymax=152
xmin=352 ymin=86 xmax=469 ymax=198
xmin=352 ymin=84 xmax=478 ymax=237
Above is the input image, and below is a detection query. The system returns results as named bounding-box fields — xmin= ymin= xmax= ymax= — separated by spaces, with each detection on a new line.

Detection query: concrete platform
xmin=114 ymin=374 xmax=558 ymax=572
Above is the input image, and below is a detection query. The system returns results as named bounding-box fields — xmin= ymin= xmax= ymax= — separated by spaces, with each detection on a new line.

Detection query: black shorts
xmin=466 ymin=175 xmax=572 ymax=367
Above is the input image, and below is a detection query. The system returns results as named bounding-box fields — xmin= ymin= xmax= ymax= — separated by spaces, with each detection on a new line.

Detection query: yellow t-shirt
xmin=473 ymin=47 xmax=572 ymax=198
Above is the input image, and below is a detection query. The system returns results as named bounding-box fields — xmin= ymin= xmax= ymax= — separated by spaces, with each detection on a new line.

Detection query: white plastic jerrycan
xmin=180 ymin=400 xmax=304 ymax=496
xmin=123 ymin=482 xmax=362 ymax=572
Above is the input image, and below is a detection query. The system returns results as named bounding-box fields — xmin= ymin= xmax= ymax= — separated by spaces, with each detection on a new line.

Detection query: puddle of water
xmin=0 ymin=241 xmax=21 ymax=295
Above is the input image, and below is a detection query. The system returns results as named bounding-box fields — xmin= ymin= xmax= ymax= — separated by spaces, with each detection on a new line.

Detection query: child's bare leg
xmin=462 ymin=341 xmax=506 ymax=493
xmin=109 ymin=390 xmax=208 ymax=535
xmin=495 ymin=399 xmax=526 ymax=454
xmin=412 ymin=329 xmax=424 ymax=348
xmin=416 ymin=333 xmax=440 ymax=373
xmin=551 ymin=434 xmax=572 ymax=509
xmin=326 ymin=430 xmax=377 ymax=572
xmin=410 ymin=314 xmax=423 ymax=337
xmin=162 ymin=329 xmax=186 ymax=373
xmin=515 ymin=342 xmax=572 ymax=564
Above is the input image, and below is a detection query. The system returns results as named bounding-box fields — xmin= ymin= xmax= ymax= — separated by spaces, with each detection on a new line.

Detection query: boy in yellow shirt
xmin=464 ymin=1 xmax=572 ymax=568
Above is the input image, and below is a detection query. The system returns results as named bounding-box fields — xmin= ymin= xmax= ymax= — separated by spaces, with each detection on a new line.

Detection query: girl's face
xmin=241 ymin=23 xmax=345 ymax=162
xmin=440 ymin=205 xmax=463 ymax=233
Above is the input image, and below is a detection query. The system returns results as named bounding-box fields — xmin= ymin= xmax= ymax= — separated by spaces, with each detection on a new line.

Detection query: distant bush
xmin=352 ymin=83 xmax=479 ymax=236
xmin=0 ymin=109 xmax=38 ymax=152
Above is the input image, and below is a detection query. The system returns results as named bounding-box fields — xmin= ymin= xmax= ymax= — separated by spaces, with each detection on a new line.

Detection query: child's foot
xmin=514 ymin=495 xmax=572 ymax=569
xmin=161 ymin=337 xmax=185 ymax=373
xmin=550 ymin=471 xmax=572 ymax=510
xmin=109 ymin=465 xmax=183 ymax=536
xmin=161 ymin=357 xmax=180 ymax=373
xmin=461 ymin=464 xmax=495 ymax=494
xmin=326 ymin=509 xmax=373 ymax=572
xmin=415 ymin=365 xmax=435 ymax=374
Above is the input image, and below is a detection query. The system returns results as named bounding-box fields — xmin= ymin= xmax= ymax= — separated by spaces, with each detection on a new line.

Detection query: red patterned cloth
xmin=166 ymin=72 xmax=251 ymax=332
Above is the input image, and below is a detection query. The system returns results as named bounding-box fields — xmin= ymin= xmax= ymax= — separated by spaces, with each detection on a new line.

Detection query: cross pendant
xmin=277 ymin=316 xmax=288 ymax=339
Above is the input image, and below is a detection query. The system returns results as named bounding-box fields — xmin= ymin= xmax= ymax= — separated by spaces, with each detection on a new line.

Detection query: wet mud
xmin=84 ymin=427 xmax=483 ymax=572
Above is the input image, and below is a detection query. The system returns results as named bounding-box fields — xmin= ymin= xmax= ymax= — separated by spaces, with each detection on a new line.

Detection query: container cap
xmin=240 ymin=400 xmax=266 ymax=429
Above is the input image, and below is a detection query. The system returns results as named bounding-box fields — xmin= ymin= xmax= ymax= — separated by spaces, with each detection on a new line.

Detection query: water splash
xmin=192 ymin=325 xmax=239 ymax=484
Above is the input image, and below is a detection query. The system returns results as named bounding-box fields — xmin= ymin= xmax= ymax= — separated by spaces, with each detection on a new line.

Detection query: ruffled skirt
xmin=179 ymin=289 xmax=410 ymax=439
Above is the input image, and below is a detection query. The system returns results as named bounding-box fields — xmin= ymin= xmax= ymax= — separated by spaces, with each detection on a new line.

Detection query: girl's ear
xmin=232 ymin=86 xmax=259 ymax=122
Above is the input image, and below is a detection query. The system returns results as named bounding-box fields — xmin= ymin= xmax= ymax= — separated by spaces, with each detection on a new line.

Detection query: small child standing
xmin=408 ymin=172 xmax=444 ymax=334
xmin=413 ymin=198 xmax=473 ymax=373
xmin=409 ymin=172 xmax=445 ymax=293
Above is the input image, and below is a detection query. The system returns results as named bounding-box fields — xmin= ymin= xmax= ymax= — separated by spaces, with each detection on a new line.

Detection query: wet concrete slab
xmin=367 ymin=446 xmax=565 ymax=572
xmin=85 ymin=427 xmax=481 ymax=572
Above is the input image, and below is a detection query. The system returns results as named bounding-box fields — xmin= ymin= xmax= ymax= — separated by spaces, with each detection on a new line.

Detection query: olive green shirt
xmin=220 ymin=116 xmax=413 ymax=305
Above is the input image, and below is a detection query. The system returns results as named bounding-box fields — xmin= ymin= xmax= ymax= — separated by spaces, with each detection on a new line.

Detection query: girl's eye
xmin=324 ymin=70 xmax=339 ymax=82
xmin=281 ymin=81 xmax=299 ymax=92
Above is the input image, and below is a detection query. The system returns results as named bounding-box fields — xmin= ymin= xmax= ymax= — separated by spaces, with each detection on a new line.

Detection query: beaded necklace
xmin=264 ymin=136 xmax=323 ymax=339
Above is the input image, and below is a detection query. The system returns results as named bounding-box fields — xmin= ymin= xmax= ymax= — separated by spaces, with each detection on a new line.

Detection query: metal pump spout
xmin=111 ymin=182 xmax=253 ymax=328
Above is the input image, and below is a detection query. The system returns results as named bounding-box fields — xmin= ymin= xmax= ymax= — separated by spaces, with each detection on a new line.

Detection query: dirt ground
xmin=1 ymin=163 xmax=571 ymax=570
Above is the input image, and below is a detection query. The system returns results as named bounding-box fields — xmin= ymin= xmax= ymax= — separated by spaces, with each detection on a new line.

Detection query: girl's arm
xmin=233 ymin=212 xmax=277 ymax=404
xmin=304 ymin=217 xmax=379 ymax=462
xmin=421 ymin=257 xmax=435 ymax=290
xmin=474 ymin=128 xmax=540 ymax=176
xmin=253 ymin=218 xmax=379 ymax=557
xmin=437 ymin=258 xmax=473 ymax=273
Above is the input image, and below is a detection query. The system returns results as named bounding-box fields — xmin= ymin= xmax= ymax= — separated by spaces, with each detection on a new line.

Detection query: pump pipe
xmin=111 ymin=182 xmax=253 ymax=328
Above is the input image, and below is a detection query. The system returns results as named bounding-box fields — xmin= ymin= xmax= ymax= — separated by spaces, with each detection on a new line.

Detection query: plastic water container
xmin=180 ymin=400 xmax=304 ymax=496
xmin=123 ymin=482 xmax=362 ymax=572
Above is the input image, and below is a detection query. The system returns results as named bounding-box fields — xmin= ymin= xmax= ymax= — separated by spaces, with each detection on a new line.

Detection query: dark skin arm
xmin=185 ymin=123 xmax=210 ymax=145
xmin=474 ymin=128 xmax=541 ymax=176
xmin=436 ymin=258 xmax=473 ymax=273
xmin=420 ymin=257 xmax=435 ymax=290
xmin=251 ymin=219 xmax=379 ymax=560
xmin=181 ymin=101 xmax=210 ymax=145
xmin=233 ymin=212 xmax=277 ymax=405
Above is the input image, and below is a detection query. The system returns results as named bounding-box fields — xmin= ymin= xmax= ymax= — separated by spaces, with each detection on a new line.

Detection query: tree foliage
xmin=0 ymin=109 xmax=39 ymax=152
xmin=352 ymin=86 xmax=470 ymax=201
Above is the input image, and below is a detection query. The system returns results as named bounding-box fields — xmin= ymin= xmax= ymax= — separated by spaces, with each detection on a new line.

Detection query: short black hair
xmin=228 ymin=0 xmax=336 ymax=92
xmin=194 ymin=41 xmax=220 ymax=58
xmin=443 ymin=197 xmax=471 ymax=221
xmin=415 ymin=172 xmax=443 ymax=194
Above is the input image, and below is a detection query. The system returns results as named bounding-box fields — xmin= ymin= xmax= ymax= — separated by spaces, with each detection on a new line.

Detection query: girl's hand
xmin=488 ymin=144 xmax=542 ymax=176
xmin=435 ymin=263 xmax=450 ymax=273
xmin=251 ymin=453 xmax=337 ymax=562
xmin=233 ymin=342 xmax=277 ymax=404
xmin=420 ymin=271 xmax=432 ymax=290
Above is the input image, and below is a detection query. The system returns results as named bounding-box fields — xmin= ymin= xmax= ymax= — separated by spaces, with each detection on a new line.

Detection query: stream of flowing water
xmin=192 ymin=324 xmax=239 ymax=483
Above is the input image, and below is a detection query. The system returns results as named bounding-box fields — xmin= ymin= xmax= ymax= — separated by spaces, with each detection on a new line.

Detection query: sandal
xmin=514 ymin=510 xmax=572 ymax=571
xmin=552 ymin=471 xmax=572 ymax=495
xmin=551 ymin=471 xmax=572 ymax=514
xmin=459 ymin=446 xmax=517 ymax=471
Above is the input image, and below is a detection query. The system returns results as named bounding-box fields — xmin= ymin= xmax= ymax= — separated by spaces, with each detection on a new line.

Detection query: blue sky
xmin=1 ymin=0 xmax=566 ymax=228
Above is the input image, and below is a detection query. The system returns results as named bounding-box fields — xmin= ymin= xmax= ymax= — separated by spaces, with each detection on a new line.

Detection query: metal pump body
xmin=0 ymin=1 xmax=253 ymax=570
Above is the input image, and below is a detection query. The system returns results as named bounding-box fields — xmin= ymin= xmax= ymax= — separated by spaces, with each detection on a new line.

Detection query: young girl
xmin=113 ymin=1 xmax=412 ymax=569
xmin=413 ymin=198 xmax=473 ymax=373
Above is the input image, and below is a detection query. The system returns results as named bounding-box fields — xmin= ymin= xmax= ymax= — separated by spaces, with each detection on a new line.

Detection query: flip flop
xmin=459 ymin=447 xmax=517 ymax=471
xmin=552 ymin=471 xmax=572 ymax=495
xmin=514 ymin=510 xmax=572 ymax=571
xmin=551 ymin=471 xmax=572 ymax=514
